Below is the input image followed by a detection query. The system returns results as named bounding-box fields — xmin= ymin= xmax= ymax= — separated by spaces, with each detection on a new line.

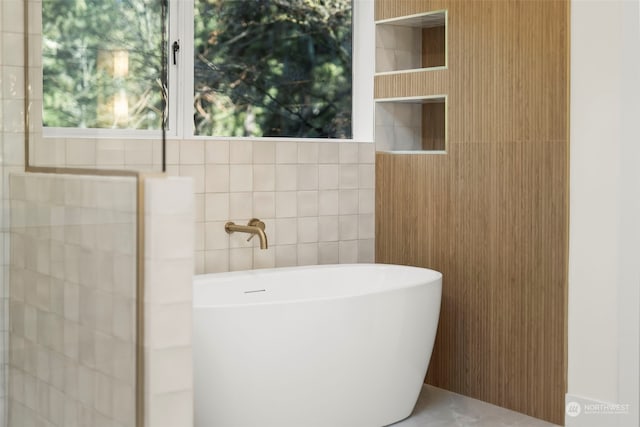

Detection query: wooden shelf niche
xmin=375 ymin=10 xmax=447 ymax=74
xmin=375 ymin=96 xmax=446 ymax=152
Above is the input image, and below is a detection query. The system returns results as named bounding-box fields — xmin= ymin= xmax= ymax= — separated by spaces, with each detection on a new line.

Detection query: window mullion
xmin=175 ymin=0 xmax=195 ymax=139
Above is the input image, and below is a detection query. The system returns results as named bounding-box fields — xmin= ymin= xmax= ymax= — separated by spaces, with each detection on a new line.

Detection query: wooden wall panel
xmin=422 ymin=26 xmax=446 ymax=68
xmin=375 ymin=0 xmax=569 ymax=424
xmin=421 ymin=102 xmax=446 ymax=150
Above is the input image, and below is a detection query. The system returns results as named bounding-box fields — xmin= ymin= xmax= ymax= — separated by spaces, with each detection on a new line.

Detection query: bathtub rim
xmin=193 ymin=263 xmax=442 ymax=309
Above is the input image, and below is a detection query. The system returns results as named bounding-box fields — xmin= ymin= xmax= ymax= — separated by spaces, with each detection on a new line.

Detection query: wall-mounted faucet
xmin=225 ymin=218 xmax=268 ymax=249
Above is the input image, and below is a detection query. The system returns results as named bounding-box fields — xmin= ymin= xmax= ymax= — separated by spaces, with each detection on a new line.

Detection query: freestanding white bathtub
xmin=193 ymin=263 xmax=442 ymax=427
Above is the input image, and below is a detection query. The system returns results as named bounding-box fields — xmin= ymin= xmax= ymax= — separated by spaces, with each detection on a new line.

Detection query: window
xmin=42 ymin=0 xmax=372 ymax=140
xmin=42 ymin=0 xmax=164 ymax=130
xmin=193 ymin=0 xmax=352 ymax=138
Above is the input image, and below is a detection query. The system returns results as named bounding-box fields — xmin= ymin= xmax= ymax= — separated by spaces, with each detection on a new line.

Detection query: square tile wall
xmin=8 ymin=173 xmax=138 ymax=427
xmin=143 ymin=176 xmax=194 ymax=427
xmin=1 ymin=0 xmax=29 ymax=424
xmin=168 ymin=140 xmax=376 ymax=274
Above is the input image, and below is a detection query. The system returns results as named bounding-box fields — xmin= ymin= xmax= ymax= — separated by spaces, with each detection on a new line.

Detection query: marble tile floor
xmin=390 ymin=385 xmax=559 ymax=427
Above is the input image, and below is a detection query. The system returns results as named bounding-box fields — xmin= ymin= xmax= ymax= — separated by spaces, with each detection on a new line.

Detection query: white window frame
xmin=42 ymin=0 xmax=374 ymax=143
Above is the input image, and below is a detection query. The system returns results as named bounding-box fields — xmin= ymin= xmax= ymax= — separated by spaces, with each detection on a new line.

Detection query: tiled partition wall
xmin=8 ymin=173 xmax=138 ymax=427
xmin=7 ymin=173 xmax=195 ymax=427
xmin=166 ymin=139 xmax=376 ymax=274
xmin=143 ymin=177 xmax=194 ymax=427
xmin=1 ymin=0 xmax=29 ymax=423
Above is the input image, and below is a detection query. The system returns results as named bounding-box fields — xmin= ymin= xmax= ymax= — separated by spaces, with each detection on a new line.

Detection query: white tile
xmin=339 ymin=143 xmax=359 ymax=163
xmin=205 ymin=140 xmax=229 ymax=164
xmin=2 ymin=33 xmax=24 ymax=66
xmin=205 ymin=164 xmax=229 ymax=193
xmin=146 ymin=347 xmax=193 ymax=394
xmin=275 ymin=165 xmax=297 ymax=191
xmin=358 ymin=214 xmax=375 ymax=239
xmin=179 ymin=140 xmax=205 ymax=164
xmin=229 ymin=192 xmax=252 ymax=219
xmin=253 ymin=247 xmax=275 ymax=269
xmin=339 ymin=189 xmax=359 ymax=215
xmin=358 ymin=239 xmax=375 ymax=263
xmin=297 ymin=165 xmax=318 ymax=190
xmin=253 ymin=165 xmax=275 ymax=191
xmin=296 ymin=191 xmax=318 ymax=217
xmin=145 ymin=303 xmax=192 ymax=349
xmin=339 ymin=164 xmax=359 ymax=189
xmin=2 ymin=65 xmax=25 ymax=100
xmin=318 ymin=164 xmax=339 ymax=190
xmin=274 ymin=218 xmax=297 ymax=245
xmin=145 ymin=214 xmax=194 ymax=260
xmin=339 ymin=240 xmax=358 ymax=263
xmin=275 ymin=192 xmax=297 ymax=218
xmin=204 ymin=193 xmax=229 ymax=221
xmin=275 ymin=245 xmax=297 ymax=267
xmin=113 ymin=382 xmax=135 ymax=425
xmin=179 ymin=165 xmax=205 ymax=194
xmin=145 ymin=177 xmax=194 ymax=216
xmin=124 ymin=139 xmax=154 ymax=166
xmin=253 ymin=141 xmax=275 ymax=164
xmin=339 ymin=215 xmax=359 ymax=240
xmin=112 ymin=296 xmax=135 ymax=342
xmin=297 ymin=217 xmax=318 ymax=243
xmin=297 ymin=142 xmax=318 ymax=163
xmin=229 ymin=140 xmax=252 ymax=163
xmin=194 ymin=250 xmax=205 ymax=274
xmin=66 ymin=139 xmax=96 ymax=166
xmin=252 ymin=192 xmax=276 ymax=219
xmin=318 ymin=142 xmax=339 ymax=163
xmin=204 ymin=250 xmax=229 ymax=273
xmin=94 ymin=331 xmax=116 ymax=376
xmin=297 ymin=243 xmax=318 ymax=266
xmin=358 ymin=189 xmax=375 ymax=214
xmin=165 ymin=140 xmax=180 ymax=165
xmin=275 ymin=141 xmax=297 ymax=163
xmin=195 ymin=221 xmax=205 ymax=251
xmin=96 ymin=139 xmax=125 ymax=166
xmin=229 ymin=165 xmax=253 ymax=192
xmin=358 ymin=142 xmax=376 ymax=164
xmin=204 ymin=221 xmax=229 ymax=251
xmin=318 ymin=242 xmax=339 ymax=265
xmin=358 ymin=164 xmax=375 ymax=189
xmin=146 ymin=390 xmax=193 ymax=427
xmin=229 ymin=248 xmax=253 ymax=271
xmin=194 ymin=194 xmax=205 ymax=223
xmin=318 ymin=190 xmax=339 ymax=216
xmin=2 ymin=1 xmax=24 ymax=33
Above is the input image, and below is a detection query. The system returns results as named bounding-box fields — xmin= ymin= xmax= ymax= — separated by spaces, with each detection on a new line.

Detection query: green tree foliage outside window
xmin=194 ymin=0 xmax=353 ymax=138
xmin=42 ymin=0 xmax=163 ymax=129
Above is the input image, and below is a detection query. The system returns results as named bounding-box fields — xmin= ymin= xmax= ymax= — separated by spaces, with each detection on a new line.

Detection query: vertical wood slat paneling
xmin=422 ymin=26 xmax=446 ymax=68
xmin=421 ymin=102 xmax=446 ymax=150
xmin=375 ymin=1 xmax=569 ymax=424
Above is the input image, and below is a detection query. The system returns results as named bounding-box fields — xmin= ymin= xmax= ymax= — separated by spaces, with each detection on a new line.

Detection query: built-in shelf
xmin=375 ymin=10 xmax=447 ymax=74
xmin=375 ymin=96 xmax=446 ymax=153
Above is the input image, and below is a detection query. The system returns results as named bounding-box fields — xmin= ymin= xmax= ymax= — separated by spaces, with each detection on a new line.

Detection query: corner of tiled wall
xmin=143 ymin=176 xmax=194 ymax=427
xmin=1 ymin=0 xmax=29 ymax=425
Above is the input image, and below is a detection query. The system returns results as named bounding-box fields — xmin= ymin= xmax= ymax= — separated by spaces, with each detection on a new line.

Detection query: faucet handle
xmin=246 ymin=218 xmax=265 ymax=242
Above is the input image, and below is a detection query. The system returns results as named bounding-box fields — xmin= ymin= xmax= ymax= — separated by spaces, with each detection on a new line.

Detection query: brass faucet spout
xmin=225 ymin=218 xmax=268 ymax=249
